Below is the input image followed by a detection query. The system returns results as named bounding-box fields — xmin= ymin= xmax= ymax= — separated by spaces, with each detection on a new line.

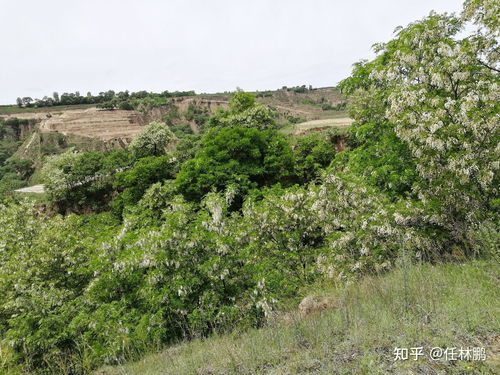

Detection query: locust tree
xmin=129 ymin=121 xmax=176 ymax=158
xmin=340 ymin=2 xmax=499 ymax=254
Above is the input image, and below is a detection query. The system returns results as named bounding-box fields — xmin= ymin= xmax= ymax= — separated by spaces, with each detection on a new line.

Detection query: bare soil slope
xmin=38 ymin=108 xmax=144 ymax=141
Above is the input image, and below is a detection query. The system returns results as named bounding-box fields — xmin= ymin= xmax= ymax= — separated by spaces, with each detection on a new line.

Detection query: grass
xmin=98 ymin=260 xmax=499 ymax=375
xmin=280 ymin=118 xmax=352 ymax=137
xmin=316 ymin=110 xmax=349 ymax=119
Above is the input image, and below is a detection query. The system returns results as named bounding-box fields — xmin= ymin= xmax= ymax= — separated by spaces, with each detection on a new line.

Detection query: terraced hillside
xmin=1 ymin=87 xmax=351 ymax=150
xmin=38 ymin=108 xmax=144 ymax=141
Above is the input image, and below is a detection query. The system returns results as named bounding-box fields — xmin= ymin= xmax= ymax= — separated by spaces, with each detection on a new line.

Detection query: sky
xmin=0 ymin=0 xmax=464 ymax=105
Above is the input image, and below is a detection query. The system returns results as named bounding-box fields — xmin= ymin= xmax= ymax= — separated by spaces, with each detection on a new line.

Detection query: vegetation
xmin=99 ymin=260 xmax=499 ymax=375
xmin=0 ymin=1 xmax=498 ymax=374
xmin=14 ymin=90 xmax=196 ymax=109
xmin=176 ymin=127 xmax=294 ymax=203
xmin=111 ymin=155 xmax=177 ymax=217
xmin=128 ymin=121 xmax=176 ymax=159
xmin=206 ymin=92 xmax=278 ymax=131
xmin=292 ymin=133 xmax=337 ymax=184
xmin=41 ymin=149 xmax=132 ymax=212
xmin=0 ymin=117 xmax=34 ymax=194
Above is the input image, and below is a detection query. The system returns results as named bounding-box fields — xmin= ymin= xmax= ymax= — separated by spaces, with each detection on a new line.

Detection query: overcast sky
xmin=0 ymin=0 xmax=463 ymax=104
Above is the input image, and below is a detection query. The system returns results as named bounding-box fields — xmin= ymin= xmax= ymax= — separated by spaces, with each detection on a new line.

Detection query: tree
xmin=111 ymin=155 xmax=177 ymax=216
xmin=118 ymin=101 xmax=134 ymax=110
xmin=223 ymin=105 xmax=277 ymax=131
xmin=339 ymin=5 xmax=499 ymax=255
xmin=176 ymin=127 xmax=294 ymax=203
xmin=41 ymin=150 xmax=132 ymax=211
xmin=207 ymin=91 xmax=277 ymax=131
xmin=16 ymin=97 xmax=22 ymax=107
xmin=229 ymin=91 xmax=256 ymax=114
xmin=128 ymin=121 xmax=176 ymax=159
xmin=293 ymin=133 xmax=337 ymax=184
xmin=96 ymin=101 xmax=117 ymax=110
xmin=22 ymin=97 xmax=33 ymax=107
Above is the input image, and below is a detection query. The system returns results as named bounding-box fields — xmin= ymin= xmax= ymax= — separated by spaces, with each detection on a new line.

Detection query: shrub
xmin=41 ymin=150 xmax=133 ymax=212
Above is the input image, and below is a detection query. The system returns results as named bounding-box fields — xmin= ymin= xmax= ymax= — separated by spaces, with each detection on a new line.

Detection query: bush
xmin=171 ymin=122 xmax=193 ymax=138
xmin=229 ymin=91 xmax=256 ymax=113
xmin=118 ymin=101 xmax=134 ymax=110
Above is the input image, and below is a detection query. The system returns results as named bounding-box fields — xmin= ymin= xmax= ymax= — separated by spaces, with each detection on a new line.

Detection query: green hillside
xmin=0 ymin=1 xmax=498 ymax=374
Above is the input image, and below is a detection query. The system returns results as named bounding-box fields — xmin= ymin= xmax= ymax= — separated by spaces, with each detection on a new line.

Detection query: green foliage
xmin=0 ymin=140 xmax=22 ymax=165
xmin=176 ymin=127 xmax=294 ymax=203
xmin=337 ymin=6 xmax=499 ymax=253
xmin=118 ymin=101 xmax=134 ymax=110
xmin=111 ymin=155 xmax=177 ymax=216
xmin=41 ymin=149 xmax=133 ymax=211
xmin=228 ymin=91 xmax=256 ymax=113
xmin=99 ymin=261 xmax=500 ymax=375
xmin=1 ymin=3 xmax=499 ymax=374
xmin=170 ymin=122 xmax=193 ymax=138
xmin=206 ymin=91 xmax=277 ymax=131
xmin=171 ymin=135 xmax=202 ymax=165
xmin=128 ymin=122 xmax=176 ymax=159
xmin=184 ymin=104 xmax=209 ymax=129
xmin=0 ymin=118 xmax=33 ymax=195
xmin=0 ymin=202 xmax=120 ymax=374
xmin=222 ymin=104 xmax=278 ymax=130
xmin=0 ymin=155 xmax=34 ymax=195
xmin=0 ymin=173 xmax=27 ymax=194
xmin=96 ymin=101 xmax=117 ymax=110
xmin=13 ymin=89 xmax=196 ymax=109
xmin=293 ymin=133 xmax=337 ymax=184
xmin=162 ymin=105 xmax=180 ymax=125
xmin=1 ymin=158 xmax=33 ymax=179
xmin=333 ymin=120 xmax=418 ymax=198
xmin=241 ymin=185 xmax=327 ymax=287
xmin=285 ymin=114 xmax=305 ymax=124
xmin=135 ymin=97 xmax=171 ymax=113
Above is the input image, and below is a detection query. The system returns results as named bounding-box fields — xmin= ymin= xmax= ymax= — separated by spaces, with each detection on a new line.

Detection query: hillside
xmin=98 ymin=260 xmax=500 ymax=375
xmin=0 ymin=86 xmax=349 ymax=149
xmin=1 ymin=87 xmax=350 ymax=188
xmin=1 ymin=2 xmax=498 ymax=373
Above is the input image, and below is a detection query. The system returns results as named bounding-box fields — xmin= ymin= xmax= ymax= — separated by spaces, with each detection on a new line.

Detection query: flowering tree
xmin=41 ymin=149 xmax=84 ymax=202
xmin=206 ymin=91 xmax=278 ymax=131
xmin=129 ymin=121 xmax=175 ymax=158
xmin=340 ymin=4 xmax=499 ymax=254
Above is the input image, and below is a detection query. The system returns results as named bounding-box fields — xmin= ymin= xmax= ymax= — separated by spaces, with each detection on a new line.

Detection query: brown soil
xmin=38 ymin=108 xmax=144 ymax=141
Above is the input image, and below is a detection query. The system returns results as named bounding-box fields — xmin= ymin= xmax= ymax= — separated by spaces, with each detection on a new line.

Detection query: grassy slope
xmin=98 ymin=260 xmax=499 ymax=375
